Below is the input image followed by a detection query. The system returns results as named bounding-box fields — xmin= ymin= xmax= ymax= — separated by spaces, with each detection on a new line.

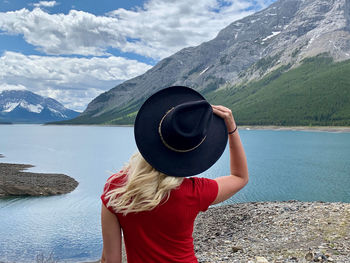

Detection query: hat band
xmin=158 ymin=107 xmax=207 ymax=153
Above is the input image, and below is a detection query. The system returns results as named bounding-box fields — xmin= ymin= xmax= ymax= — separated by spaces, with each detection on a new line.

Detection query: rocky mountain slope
xmin=0 ymin=89 xmax=80 ymax=123
xmin=64 ymin=0 xmax=350 ymax=125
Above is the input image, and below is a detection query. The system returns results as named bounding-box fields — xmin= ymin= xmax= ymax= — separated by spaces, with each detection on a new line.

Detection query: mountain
xmin=0 ymin=90 xmax=80 ymax=123
xmin=64 ymin=0 xmax=350 ymax=125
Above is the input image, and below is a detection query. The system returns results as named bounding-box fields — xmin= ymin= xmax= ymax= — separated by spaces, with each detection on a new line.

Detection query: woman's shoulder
xmin=174 ymin=177 xmax=218 ymax=211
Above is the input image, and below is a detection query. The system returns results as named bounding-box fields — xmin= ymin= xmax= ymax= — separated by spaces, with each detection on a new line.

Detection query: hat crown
xmin=134 ymin=86 xmax=227 ymax=177
xmin=160 ymin=100 xmax=212 ymax=152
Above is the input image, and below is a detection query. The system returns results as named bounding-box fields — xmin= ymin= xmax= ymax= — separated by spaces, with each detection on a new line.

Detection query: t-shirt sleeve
xmin=100 ymin=172 xmax=126 ymax=213
xmin=191 ymin=177 xmax=219 ymax=212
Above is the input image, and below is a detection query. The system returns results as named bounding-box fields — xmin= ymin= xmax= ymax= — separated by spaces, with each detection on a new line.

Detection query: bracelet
xmin=228 ymin=126 xmax=238 ymax=135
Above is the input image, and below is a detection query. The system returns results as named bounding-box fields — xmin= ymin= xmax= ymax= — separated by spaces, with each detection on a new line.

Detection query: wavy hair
xmin=104 ymin=152 xmax=184 ymax=215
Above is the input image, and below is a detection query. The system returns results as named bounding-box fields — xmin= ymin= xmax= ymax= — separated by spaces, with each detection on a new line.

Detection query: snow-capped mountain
xmin=0 ymin=89 xmax=80 ymax=123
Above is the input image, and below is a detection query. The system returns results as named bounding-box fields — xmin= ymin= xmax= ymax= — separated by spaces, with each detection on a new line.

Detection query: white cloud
xmin=36 ymin=87 xmax=101 ymax=112
xmin=33 ymin=1 xmax=57 ymax=8
xmin=0 ymin=0 xmax=276 ymax=111
xmin=0 ymin=51 xmax=152 ymax=111
xmin=0 ymin=83 xmax=27 ymax=92
xmin=0 ymin=0 xmax=272 ymax=59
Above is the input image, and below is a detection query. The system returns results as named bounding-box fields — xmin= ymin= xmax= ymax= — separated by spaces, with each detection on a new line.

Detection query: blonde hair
xmin=104 ymin=152 xmax=184 ymax=215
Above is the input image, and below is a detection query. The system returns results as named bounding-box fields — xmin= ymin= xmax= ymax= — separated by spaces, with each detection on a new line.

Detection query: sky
xmin=0 ymin=0 xmax=276 ymax=112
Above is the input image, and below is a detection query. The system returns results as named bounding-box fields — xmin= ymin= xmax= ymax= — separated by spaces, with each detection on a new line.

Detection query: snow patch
xmin=199 ymin=67 xmax=210 ymax=75
xmin=262 ymin=31 xmax=281 ymax=41
xmin=49 ymin=107 xmax=67 ymax=118
xmin=19 ymin=101 xmax=43 ymax=113
xmin=2 ymin=102 xmax=19 ymax=112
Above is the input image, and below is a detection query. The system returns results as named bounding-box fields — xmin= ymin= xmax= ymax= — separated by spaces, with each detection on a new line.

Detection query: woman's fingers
xmin=212 ymin=107 xmax=225 ymax=118
xmin=212 ymin=104 xmax=236 ymax=132
xmin=212 ymin=105 xmax=228 ymax=109
xmin=212 ymin=105 xmax=232 ymax=118
xmin=212 ymin=105 xmax=228 ymax=111
xmin=212 ymin=105 xmax=232 ymax=115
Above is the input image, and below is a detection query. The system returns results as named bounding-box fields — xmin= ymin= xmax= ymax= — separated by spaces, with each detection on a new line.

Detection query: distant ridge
xmin=62 ymin=0 xmax=350 ymax=126
xmin=0 ymin=89 xmax=80 ymax=124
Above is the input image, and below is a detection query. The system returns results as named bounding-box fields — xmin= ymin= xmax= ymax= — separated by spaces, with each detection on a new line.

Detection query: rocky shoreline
xmin=193 ymin=201 xmax=350 ymax=263
xmin=0 ymin=155 xmax=78 ymax=197
xmin=240 ymin=126 xmax=350 ymax=133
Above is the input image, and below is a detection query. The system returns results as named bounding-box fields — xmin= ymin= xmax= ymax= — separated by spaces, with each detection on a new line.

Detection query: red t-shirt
xmin=101 ymin=173 xmax=218 ymax=263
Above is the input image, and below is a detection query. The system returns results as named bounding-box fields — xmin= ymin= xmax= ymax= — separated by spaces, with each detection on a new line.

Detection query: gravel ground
xmin=193 ymin=201 xmax=350 ymax=263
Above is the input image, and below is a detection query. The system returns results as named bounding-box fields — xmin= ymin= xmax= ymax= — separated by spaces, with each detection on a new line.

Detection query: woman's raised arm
xmin=211 ymin=105 xmax=249 ymax=205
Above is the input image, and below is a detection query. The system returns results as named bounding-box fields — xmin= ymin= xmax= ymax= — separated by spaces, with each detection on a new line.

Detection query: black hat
xmin=134 ymin=86 xmax=228 ymax=177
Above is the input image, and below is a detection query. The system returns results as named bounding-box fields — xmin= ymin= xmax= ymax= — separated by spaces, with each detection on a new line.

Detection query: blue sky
xmin=0 ymin=0 xmax=276 ymax=111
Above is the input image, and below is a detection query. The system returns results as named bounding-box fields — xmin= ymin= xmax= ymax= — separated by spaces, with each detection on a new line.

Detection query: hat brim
xmin=134 ymin=86 xmax=228 ymax=177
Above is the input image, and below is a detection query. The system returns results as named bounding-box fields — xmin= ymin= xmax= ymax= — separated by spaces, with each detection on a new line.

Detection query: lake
xmin=0 ymin=125 xmax=349 ymax=262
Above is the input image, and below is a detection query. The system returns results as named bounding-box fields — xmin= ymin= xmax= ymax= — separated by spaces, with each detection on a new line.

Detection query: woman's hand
xmin=212 ymin=105 xmax=236 ymax=133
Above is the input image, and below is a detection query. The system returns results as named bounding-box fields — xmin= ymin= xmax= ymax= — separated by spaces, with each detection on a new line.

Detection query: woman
xmin=101 ymin=86 xmax=248 ymax=263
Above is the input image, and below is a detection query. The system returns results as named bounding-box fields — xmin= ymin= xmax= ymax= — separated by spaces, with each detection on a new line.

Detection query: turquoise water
xmin=0 ymin=125 xmax=349 ymax=262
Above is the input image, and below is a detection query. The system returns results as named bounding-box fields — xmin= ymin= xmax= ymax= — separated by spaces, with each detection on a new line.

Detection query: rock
xmin=232 ymin=246 xmax=243 ymax=253
xmin=255 ymin=256 xmax=269 ymax=263
xmin=314 ymin=253 xmax=327 ymax=262
xmin=305 ymin=252 xmax=314 ymax=260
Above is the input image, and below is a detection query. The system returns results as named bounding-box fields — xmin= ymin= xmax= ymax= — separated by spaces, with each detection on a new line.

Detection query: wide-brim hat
xmin=134 ymin=86 xmax=228 ymax=177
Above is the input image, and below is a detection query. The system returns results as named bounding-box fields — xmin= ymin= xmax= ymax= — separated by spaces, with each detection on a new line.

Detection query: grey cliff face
xmin=80 ymin=0 xmax=350 ymax=120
